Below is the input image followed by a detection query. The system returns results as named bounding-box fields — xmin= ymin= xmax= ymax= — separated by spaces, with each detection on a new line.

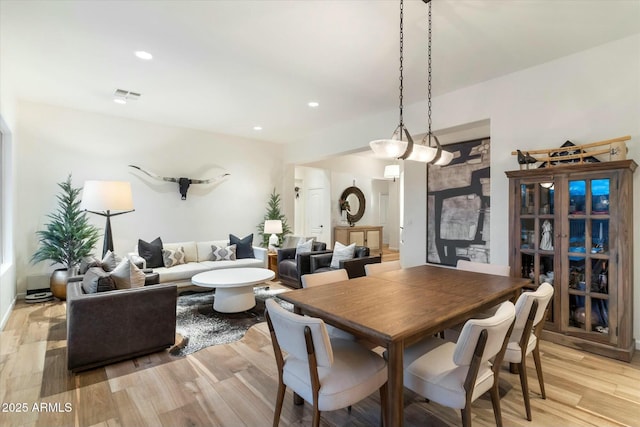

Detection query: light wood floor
xmin=1 ymin=287 xmax=639 ymax=427
xmin=381 ymin=245 xmax=400 ymax=262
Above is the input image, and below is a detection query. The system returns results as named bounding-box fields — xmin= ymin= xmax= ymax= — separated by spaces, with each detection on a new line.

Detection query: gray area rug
xmin=172 ymin=286 xmax=291 ymax=356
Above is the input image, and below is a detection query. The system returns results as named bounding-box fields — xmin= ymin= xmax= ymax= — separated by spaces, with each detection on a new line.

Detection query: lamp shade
xmin=384 ymin=164 xmax=400 ymax=180
xmin=369 ymin=138 xmax=409 ymax=159
xmin=434 ymin=150 xmax=454 ymax=166
xmin=406 ymin=145 xmax=438 ymax=163
xmin=81 ymin=181 xmax=134 ymax=212
xmin=264 ymin=220 xmax=283 ymax=234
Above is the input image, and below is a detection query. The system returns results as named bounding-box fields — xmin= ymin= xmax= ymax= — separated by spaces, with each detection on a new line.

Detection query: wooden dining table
xmin=278 ymin=264 xmax=529 ymax=427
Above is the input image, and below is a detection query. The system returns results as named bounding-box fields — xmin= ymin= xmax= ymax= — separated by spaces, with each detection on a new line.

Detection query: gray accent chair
xmin=66 ymin=281 xmax=177 ymax=372
xmin=276 ymin=241 xmax=329 ymax=289
xmin=309 ymin=246 xmax=382 ymax=279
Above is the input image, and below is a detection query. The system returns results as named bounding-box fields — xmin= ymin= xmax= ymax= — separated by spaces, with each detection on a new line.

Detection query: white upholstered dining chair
xmin=365 ymin=260 xmax=401 ymax=276
xmin=456 ymin=259 xmax=510 ymax=277
xmin=503 ymin=282 xmax=554 ymax=421
xmin=265 ymin=298 xmax=387 ymax=427
xmin=401 ymin=301 xmax=516 ymax=427
xmin=301 ymin=269 xmax=355 ymax=340
xmin=301 ymin=268 xmax=349 ymax=288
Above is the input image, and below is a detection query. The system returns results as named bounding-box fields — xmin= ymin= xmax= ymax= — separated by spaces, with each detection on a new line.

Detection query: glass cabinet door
xmin=517 ymin=181 xmax=556 ymax=325
xmin=566 ymin=177 xmax=611 ymax=340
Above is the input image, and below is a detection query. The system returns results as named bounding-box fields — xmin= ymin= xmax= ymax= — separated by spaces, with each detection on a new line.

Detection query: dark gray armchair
xmin=309 ymin=246 xmax=381 ymax=279
xmin=276 ymin=241 xmax=329 ymax=288
xmin=66 ymin=281 xmax=177 ymax=372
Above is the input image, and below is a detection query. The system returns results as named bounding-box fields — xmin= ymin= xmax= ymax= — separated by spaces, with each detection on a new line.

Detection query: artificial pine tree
xmin=31 ymin=175 xmax=101 ymax=270
xmin=257 ymin=188 xmax=291 ymax=247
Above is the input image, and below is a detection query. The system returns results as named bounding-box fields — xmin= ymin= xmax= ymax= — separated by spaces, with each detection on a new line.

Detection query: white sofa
xmin=132 ymin=240 xmax=268 ymax=285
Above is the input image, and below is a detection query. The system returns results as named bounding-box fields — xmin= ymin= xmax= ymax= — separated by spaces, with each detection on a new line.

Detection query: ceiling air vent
xmin=113 ymin=89 xmax=141 ymax=104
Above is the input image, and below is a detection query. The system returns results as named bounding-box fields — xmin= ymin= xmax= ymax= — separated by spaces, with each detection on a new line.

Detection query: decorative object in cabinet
xmin=506 ymin=159 xmax=635 ymax=362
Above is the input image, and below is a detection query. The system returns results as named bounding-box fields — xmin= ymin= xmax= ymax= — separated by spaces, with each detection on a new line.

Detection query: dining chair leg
xmin=532 ymin=343 xmax=546 ymax=399
xmin=460 ymin=405 xmax=472 ymax=427
xmin=517 ymin=360 xmax=532 ymax=421
xmin=490 ymin=383 xmax=503 ymax=427
xmin=312 ymin=403 xmax=321 ymax=427
xmin=379 ymin=382 xmax=388 ymax=427
xmin=273 ymin=382 xmax=286 ymax=427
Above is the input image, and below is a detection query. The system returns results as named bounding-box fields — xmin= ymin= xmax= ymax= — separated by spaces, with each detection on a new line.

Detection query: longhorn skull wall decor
xmin=128 ymin=165 xmax=230 ymax=200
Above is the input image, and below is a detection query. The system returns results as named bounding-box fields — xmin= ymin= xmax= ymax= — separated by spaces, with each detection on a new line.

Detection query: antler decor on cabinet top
xmin=128 ymin=164 xmax=230 ymax=200
xmin=511 ymin=135 xmax=630 ymax=170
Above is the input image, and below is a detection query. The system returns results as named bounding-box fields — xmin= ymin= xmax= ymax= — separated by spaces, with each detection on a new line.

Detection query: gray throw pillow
xmin=295 ymin=239 xmax=314 ymax=257
xmin=211 ymin=244 xmax=237 ymax=261
xmin=79 ymin=256 xmax=102 ymax=274
xmin=81 ymin=267 xmax=115 ymax=294
xmin=111 ymin=258 xmax=146 ymax=289
xmin=162 ymin=246 xmax=186 ymax=268
xmin=330 ymin=242 xmax=356 ymax=269
xmin=101 ymin=250 xmax=119 ymax=272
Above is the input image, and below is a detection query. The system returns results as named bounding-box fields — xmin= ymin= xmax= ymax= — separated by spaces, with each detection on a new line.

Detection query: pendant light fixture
xmin=370 ymin=0 xmax=453 ymax=165
xmin=369 ymin=0 xmax=414 ymax=160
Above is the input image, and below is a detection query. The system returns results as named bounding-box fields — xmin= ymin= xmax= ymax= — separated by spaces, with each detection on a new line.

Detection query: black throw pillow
xmin=229 ymin=234 xmax=254 ymax=259
xmin=138 ymin=237 xmax=164 ymax=268
xmin=96 ymin=275 xmax=116 ymax=293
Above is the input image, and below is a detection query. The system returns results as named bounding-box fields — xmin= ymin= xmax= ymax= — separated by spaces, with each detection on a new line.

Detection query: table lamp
xmin=264 ymin=220 xmax=283 ymax=252
xmin=81 ymin=181 xmax=135 ymax=257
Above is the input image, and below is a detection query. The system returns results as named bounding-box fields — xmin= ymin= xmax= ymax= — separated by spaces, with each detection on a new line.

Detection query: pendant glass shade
xmin=434 ymin=150 xmax=454 ymax=166
xmin=407 ymin=144 xmax=438 ymax=163
xmin=370 ymin=138 xmax=409 ymax=159
xmin=370 ymin=124 xmax=414 ymax=160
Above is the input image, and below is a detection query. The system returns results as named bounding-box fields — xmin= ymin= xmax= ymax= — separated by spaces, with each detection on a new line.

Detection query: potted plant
xmin=31 ymin=175 xmax=101 ymax=300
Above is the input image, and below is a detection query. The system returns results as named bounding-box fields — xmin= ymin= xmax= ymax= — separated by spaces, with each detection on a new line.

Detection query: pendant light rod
xmin=424 ymin=0 xmax=443 ymax=164
xmin=397 ymin=0 xmax=414 ymax=159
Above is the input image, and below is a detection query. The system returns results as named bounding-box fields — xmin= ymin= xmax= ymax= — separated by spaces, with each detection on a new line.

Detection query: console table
xmin=334 ymin=225 xmax=382 ymax=254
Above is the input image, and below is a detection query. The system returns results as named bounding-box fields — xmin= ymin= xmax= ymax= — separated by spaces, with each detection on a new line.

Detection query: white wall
xmin=15 ymin=101 xmax=283 ymax=295
xmin=0 ymin=114 xmax=17 ymax=330
xmin=305 ymin=154 xmax=401 ymax=249
xmin=285 ymin=35 xmax=640 ymax=343
xmin=0 ymin=64 xmax=17 ymax=328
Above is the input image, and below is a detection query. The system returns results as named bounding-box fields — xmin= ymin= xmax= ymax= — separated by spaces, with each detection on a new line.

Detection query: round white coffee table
xmin=191 ymin=268 xmax=275 ymax=313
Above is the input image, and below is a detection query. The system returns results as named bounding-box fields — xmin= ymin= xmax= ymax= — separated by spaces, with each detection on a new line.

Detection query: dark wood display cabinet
xmin=506 ymin=160 xmax=636 ymax=361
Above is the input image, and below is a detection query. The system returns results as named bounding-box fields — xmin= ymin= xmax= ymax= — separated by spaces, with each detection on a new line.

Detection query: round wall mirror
xmin=340 ymin=186 xmax=365 ymax=225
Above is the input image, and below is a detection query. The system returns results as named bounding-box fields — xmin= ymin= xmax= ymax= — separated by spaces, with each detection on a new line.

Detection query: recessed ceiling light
xmin=253 ymin=126 xmax=263 ymax=131
xmin=135 ymin=51 xmax=153 ymax=60
xmin=308 ymin=101 xmax=319 ymax=108
xmin=113 ymin=98 xmax=127 ymax=105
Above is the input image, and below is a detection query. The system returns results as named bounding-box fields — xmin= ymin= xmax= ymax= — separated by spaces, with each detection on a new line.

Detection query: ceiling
xmin=2 ymin=0 xmax=639 ymax=146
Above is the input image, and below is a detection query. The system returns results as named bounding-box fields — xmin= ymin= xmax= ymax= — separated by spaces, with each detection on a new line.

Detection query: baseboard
xmin=0 ymin=296 xmax=16 ymax=331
